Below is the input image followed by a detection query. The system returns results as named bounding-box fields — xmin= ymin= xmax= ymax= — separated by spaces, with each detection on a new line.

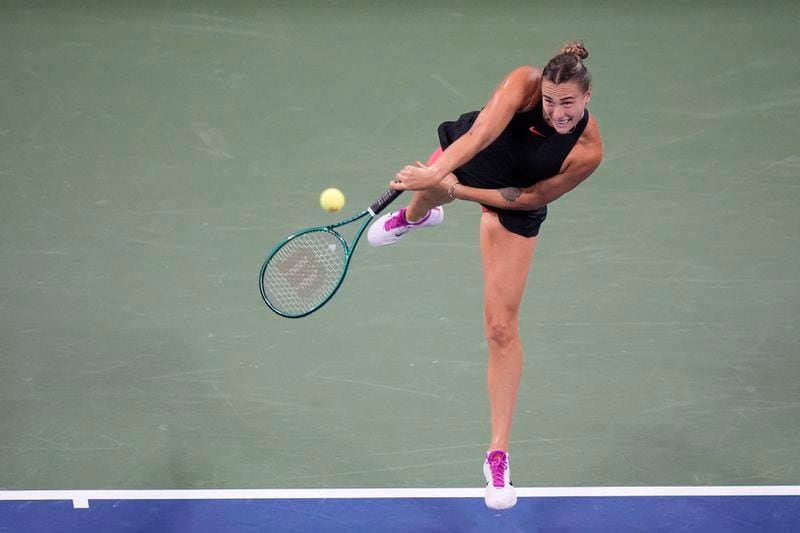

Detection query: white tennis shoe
xmin=484 ymin=450 xmax=517 ymax=510
xmin=367 ymin=206 xmax=444 ymax=247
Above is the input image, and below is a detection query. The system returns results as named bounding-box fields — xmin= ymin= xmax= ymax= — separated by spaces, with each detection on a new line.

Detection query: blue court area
xmin=2 ymin=488 xmax=800 ymax=532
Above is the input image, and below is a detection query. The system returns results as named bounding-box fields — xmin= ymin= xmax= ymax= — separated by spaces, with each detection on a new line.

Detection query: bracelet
xmin=447 ymin=182 xmax=459 ymax=199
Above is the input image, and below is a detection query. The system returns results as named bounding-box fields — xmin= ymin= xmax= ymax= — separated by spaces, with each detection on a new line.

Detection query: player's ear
xmin=584 ymin=86 xmax=592 ymax=103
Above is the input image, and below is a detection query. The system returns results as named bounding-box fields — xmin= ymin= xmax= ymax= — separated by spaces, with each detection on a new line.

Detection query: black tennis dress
xmin=437 ymin=102 xmax=589 ymax=237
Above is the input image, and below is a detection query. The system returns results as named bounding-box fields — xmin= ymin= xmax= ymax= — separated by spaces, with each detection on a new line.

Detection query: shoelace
xmin=383 ymin=208 xmax=409 ymax=231
xmin=383 ymin=208 xmax=433 ymax=231
xmin=487 ymin=451 xmax=508 ymax=488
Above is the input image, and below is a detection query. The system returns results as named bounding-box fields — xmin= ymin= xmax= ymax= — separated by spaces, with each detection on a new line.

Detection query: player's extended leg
xmin=479 ymin=211 xmax=538 ymax=510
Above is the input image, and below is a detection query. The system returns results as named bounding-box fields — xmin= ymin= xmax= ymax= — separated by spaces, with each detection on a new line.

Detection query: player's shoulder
xmin=506 ymin=65 xmax=542 ymax=84
xmin=500 ymin=66 xmax=542 ymax=110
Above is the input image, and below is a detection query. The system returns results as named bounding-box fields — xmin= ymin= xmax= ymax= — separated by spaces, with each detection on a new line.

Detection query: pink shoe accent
xmin=486 ymin=450 xmax=509 ymax=488
xmin=382 ymin=208 xmax=431 ymax=231
xmin=368 ymin=205 xmax=444 ymax=247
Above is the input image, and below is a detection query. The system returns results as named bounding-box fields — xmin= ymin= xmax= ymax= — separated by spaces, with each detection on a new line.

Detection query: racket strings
xmin=262 ymin=230 xmax=347 ymax=315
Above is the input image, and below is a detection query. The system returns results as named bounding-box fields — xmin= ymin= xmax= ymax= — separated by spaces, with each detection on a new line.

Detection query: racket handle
xmin=369 ymin=188 xmax=402 ymax=216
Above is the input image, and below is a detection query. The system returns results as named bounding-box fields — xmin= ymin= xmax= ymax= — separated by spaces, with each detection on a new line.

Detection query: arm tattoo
xmin=499 ymin=187 xmax=523 ymax=203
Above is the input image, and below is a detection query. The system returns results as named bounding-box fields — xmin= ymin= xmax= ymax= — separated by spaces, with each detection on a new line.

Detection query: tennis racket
xmin=259 ymin=188 xmax=402 ymax=318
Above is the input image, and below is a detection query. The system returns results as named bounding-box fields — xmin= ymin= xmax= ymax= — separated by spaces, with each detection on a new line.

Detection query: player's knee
xmin=484 ymin=318 xmax=518 ymax=350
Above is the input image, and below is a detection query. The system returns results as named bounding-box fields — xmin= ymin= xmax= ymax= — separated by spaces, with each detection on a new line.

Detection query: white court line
xmin=1 ymin=486 xmax=800 ymax=509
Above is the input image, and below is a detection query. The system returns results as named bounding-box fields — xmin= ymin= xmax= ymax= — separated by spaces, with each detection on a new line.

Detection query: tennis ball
xmin=320 ymin=188 xmax=345 ymax=212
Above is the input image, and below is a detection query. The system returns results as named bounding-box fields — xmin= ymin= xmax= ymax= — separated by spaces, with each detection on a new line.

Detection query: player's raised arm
xmin=392 ymin=66 xmax=541 ymax=191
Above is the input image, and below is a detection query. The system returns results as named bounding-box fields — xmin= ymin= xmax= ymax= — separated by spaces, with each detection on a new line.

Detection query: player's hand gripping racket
xmin=259 ymin=189 xmax=402 ymax=318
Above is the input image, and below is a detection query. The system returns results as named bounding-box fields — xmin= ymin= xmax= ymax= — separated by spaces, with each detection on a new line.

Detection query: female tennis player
xmin=368 ymin=41 xmax=603 ymax=510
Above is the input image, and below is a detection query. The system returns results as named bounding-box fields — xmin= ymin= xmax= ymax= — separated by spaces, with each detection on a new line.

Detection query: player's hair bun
xmin=543 ymin=40 xmax=592 ymax=91
xmin=561 ymin=41 xmax=588 ymax=60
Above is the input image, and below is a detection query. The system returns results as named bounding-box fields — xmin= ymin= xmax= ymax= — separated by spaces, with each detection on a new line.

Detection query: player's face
xmin=541 ymin=80 xmax=591 ymax=134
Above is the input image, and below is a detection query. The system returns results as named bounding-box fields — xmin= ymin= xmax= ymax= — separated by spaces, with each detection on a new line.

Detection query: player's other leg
xmin=479 ymin=211 xmax=538 ymax=510
xmin=368 ymin=148 xmax=449 ymax=247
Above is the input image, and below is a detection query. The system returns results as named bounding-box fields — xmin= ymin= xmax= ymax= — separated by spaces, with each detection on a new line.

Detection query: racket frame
xmin=259 ymin=189 xmax=401 ymax=318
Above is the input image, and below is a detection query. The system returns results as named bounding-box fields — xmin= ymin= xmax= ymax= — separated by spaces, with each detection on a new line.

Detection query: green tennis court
xmin=1 ymin=2 xmax=798 ymax=525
